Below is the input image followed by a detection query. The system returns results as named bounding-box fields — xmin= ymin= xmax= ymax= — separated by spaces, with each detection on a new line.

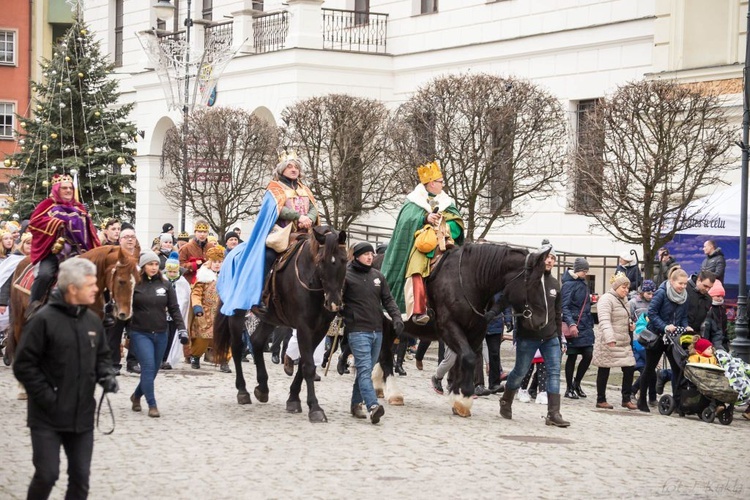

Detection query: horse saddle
xmin=13 ymin=263 xmax=37 ymax=296
xmin=257 ymin=237 xmax=308 ymax=324
xmin=273 ymin=236 xmax=307 ymax=274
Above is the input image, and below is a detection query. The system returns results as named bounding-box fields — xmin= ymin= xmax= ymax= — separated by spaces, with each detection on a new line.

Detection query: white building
xmin=84 ymin=0 xmax=745 ymax=256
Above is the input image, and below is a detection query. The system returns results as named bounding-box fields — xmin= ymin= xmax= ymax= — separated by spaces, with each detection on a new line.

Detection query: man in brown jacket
xmin=178 ymin=221 xmax=215 ymax=285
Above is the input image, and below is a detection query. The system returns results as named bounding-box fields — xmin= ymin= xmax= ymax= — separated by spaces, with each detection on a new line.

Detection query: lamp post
xmin=733 ymin=4 xmax=750 ymax=363
xmin=153 ymin=0 xmax=193 ymax=233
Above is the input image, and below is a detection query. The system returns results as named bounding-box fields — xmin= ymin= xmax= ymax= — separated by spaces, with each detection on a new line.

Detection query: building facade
xmin=81 ymin=0 xmax=744 ymax=256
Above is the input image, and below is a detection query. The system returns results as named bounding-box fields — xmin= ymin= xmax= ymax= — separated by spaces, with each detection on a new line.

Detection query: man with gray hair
xmin=14 ymin=258 xmax=117 ymax=500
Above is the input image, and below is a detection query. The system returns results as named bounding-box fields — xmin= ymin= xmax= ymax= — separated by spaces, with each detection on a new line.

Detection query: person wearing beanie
xmin=628 ymin=278 xmax=658 ymax=405
xmin=217 ymin=150 xmax=320 ymax=318
xmin=342 ymin=241 xmax=403 ymax=424
xmin=688 ymin=336 xmax=718 ymax=365
xmin=615 ymin=250 xmax=642 ymax=295
xmin=129 ymin=250 xmax=187 ymax=418
xmin=561 ymin=255 xmax=594 ymax=401
xmin=638 ymin=268 xmax=690 ymax=413
xmin=189 ymin=245 xmax=231 ymax=372
xmin=161 ymin=251 xmax=191 ymax=370
xmin=177 ymin=220 xmax=216 ymax=285
xmin=224 ymin=231 xmax=240 ymax=251
xmin=156 ymin=233 xmax=175 ymax=270
xmin=162 ymin=223 xmax=174 ymax=235
xmin=591 ymin=272 xmax=637 ymax=410
xmin=701 ymin=279 xmax=729 ymax=351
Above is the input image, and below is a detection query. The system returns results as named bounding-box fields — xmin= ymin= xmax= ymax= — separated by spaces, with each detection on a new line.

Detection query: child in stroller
xmin=658 ymin=335 xmax=738 ymax=425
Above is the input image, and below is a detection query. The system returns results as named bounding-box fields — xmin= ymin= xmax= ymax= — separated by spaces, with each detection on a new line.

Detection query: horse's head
xmin=312 ymin=226 xmax=347 ymax=313
xmin=502 ymin=246 xmax=552 ymax=331
xmin=106 ymin=248 xmax=141 ymax=321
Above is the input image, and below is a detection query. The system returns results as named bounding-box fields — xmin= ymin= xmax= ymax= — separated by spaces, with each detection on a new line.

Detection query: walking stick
xmin=324 ymin=316 xmax=343 ymax=377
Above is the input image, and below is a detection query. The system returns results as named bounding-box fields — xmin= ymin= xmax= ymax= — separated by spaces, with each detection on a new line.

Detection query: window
xmin=252 ymin=1 xmax=264 ymax=11
xmin=114 ymin=0 xmax=123 ymax=67
xmin=421 ymin=0 xmax=438 ymax=14
xmin=0 ymin=30 xmax=16 ymax=65
xmin=573 ymin=99 xmax=603 ymax=213
xmin=354 ymin=0 xmax=369 ymax=25
xmin=0 ymin=102 xmax=14 ymax=139
xmin=202 ymin=0 xmax=213 ymax=21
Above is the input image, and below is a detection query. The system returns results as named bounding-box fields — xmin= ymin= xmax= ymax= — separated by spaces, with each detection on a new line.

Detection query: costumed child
xmin=189 ymin=245 xmax=231 ymax=373
xmin=163 ymin=251 xmax=191 ymax=369
xmin=687 ymin=337 xmax=718 ymax=366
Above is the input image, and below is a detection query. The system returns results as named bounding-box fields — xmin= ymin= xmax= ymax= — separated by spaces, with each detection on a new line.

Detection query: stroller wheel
xmin=700 ymin=407 xmax=715 ymax=423
xmin=658 ymin=395 xmax=675 ymax=416
xmin=718 ymin=405 xmax=734 ymax=426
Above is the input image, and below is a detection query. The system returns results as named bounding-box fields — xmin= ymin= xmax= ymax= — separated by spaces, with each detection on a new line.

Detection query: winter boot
xmin=499 ymin=388 xmax=517 ymax=419
xmin=545 ymin=393 xmax=570 ymax=427
xmin=190 ymin=356 xmax=201 ymax=369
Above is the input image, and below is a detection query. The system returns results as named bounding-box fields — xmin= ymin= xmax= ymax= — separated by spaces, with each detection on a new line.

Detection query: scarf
xmin=666 ymin=281 xmax=687 ymax=305
xmin=352 ymin=259 xmax=371 ymax=273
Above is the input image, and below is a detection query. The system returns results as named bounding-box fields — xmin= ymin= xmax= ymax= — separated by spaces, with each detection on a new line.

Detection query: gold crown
xmin=278 ymin=148 xmax=298 ymax=164
xmin=100 ymin=217 xmax=119 ymax=230
xmin=194 ymin=221 xmax=209 ymax=232
xmin=177 ymin=231 xmax=190 ymax=240
xmin=417 ymin=161 xmax=442 ymax=185
xmin=206 ymin=245 xmax=225 ymax=262
xmin=52 ymin=173 xmax=74 ymax=185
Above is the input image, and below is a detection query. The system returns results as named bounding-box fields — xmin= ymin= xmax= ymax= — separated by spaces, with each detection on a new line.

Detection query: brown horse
xmin=5 ymin=246 xmax=139 ymax=362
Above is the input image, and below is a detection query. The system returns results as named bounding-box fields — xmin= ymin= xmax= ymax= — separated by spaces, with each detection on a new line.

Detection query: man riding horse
xmin=27 ymin=173 xmax=100 ymax=316
xmin=381 ymin=161 xmax=464 ymax=325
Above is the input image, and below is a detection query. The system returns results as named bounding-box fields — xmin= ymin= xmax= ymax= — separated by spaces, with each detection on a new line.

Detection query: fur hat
xmin=694 ymin=337 xmax=713 ymax=356
xmin=641 ymin=280 xmax=656 ymax=293
xmin=139 ymin=250 xmax=160 ymax=268
xmin=164 ymin=251 xmax=180 ymax=272
xmin=573 ymin=257 xmax=589 ymax=273
xmin=708 ymin=279 xmax=725 ymax=298
xmin=206 ymin=245 xmax=225 ymax=262
xmin=352 ymin=242 xmax=374 ymax=258
xmin=610 ymin=272 xmax=630 ymax=290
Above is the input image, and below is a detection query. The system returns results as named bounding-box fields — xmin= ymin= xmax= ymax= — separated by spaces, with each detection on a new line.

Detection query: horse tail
xmin=212 ymin=305 xmax=231 ymax=362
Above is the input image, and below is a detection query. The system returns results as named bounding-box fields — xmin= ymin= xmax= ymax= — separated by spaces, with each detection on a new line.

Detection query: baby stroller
xmin=657 ymin=334 xmax=738 ymax=425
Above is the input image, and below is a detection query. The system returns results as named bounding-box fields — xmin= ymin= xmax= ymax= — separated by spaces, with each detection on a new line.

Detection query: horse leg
xmin=443 ymin=328 xmax=475 ymax=418
xmin=298 ymin=328 xmax=327 ymax=423
xmin=381 ymin=321 xmax=404 ymax=405
xmin=286 ymin=363 xmax=304 ymax=414
xmin=374 ymin=323 xmax=393 ymax=399
xmin=225 ymin=313 xmax=251 ymax=405
xmin=251 ymin=321 xmax=274 ymax=403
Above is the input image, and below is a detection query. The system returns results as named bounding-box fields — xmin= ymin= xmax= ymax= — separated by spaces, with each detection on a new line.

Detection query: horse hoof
xmin=452 ymin=401 xmax=471 ymax=418
xmin=309 ymin=410 xmax=328 ymax=423
xmin=286 ymin=400 xmax=303 ymax=413
xmin=237 ymin=391 xmax=252 ymax=405
xmin=387 ymin=395 xmax=404 ymax=406
xmin=375 ymin=388 xmax=385 ymax=398
xmin=254 ymin=387 xmax=269 ymax=403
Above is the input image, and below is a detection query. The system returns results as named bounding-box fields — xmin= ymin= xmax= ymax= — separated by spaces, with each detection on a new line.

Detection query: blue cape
xmin=217 ymin=191 xmax=278 ymax=315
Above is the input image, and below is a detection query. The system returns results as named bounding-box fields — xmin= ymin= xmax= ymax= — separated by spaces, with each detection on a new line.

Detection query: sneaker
xmin=126 ymin=363 xmax=141 ymax=374
xmin=535 ymin=391 xmax=548 ymax=405
xmin=219 ymin=363 xmax=232 ymax=373
xmin=517 ymin=389 xmax=531 ymax=403
xmin=351 ymin=403 xmax=367 ymax=419
xmin=412 ymin=314 xmax=430 ymax=325
xmin=368 ymin=404 xmax=385 ymax=424
xmin=431 ymin=375 xmax=444 ymax=395
xmin=474 ymin=385 xmax=492 ymax=397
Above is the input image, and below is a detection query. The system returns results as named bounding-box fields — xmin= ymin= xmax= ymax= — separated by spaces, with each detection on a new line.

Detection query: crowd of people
xmin=3 ymin=163 xmax=750 ymax=499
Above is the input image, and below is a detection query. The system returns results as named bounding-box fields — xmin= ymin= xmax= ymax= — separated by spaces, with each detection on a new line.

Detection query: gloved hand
xmin=393 ymin=319 xmax=405 ymax=336
xmin=178 ymin=329 xmax=189 ymax=345
xmin=483 ymin=310 xmax=497 ymax=323
xmin=568 ymin=324 xmax=579 ymax=338
xmin=193 ymin=305 xmax=204 ymax=317
xmin=99 ymin=374 xmax=119 ymax=394
xmin=104 ymin=302 xmax=114 ymax=315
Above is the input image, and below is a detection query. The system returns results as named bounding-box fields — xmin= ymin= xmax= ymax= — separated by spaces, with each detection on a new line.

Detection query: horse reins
xmin=294 ymin=240 xmax=324 ymax=292
xmin=96 ymin=391 xmax=115 ymax=435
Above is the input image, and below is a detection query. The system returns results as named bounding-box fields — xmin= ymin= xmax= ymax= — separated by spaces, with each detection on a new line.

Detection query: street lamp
xmin=152 ymin=0 xmax=193 ymax=233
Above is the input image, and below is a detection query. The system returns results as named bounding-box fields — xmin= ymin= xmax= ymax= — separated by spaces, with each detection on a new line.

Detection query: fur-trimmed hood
xmin=195 ymin=265 xmax=217 ymax=284
xmin=406 ymin=184 xmax=455 ymax=213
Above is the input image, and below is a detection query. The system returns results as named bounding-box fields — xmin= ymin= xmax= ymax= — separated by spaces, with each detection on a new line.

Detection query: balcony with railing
xmin=253 ymin=11 xmax=290 ymax=54
xmin=321 ymin=8 xmax=388 ymax=54
xmin=204 ymin=20 xmax=234 ymax=53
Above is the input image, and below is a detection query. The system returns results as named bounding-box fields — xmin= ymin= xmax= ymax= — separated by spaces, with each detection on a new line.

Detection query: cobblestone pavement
xmin=1 ymin=344 xmax=749 ymax=500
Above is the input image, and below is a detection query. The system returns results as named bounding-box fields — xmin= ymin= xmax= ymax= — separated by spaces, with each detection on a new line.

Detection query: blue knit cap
xmin=641 ymin=280 xmax=656 ymax=293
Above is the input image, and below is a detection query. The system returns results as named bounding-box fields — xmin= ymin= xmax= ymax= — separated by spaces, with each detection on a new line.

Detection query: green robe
xmin=381 ymin=200 xmax=464 ymax=312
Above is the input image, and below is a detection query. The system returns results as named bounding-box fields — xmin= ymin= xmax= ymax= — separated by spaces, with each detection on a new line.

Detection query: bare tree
xmin=389 ymin=73 xmax=567 ymax=240
xmin=575 ymin=79 xmax=735 ymax=278
xmin=280 ymin=94 xmax=406 ymax=230
xmin=161 ymin=107 xmax=278 ymax=236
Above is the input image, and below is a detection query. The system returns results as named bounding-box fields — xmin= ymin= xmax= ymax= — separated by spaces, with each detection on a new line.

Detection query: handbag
xmin=562 ymin=293 xmax=587 ymax=338
xmin=266 ymin=223 xmax=293 ymax=253
xmin=414 ymin=224 xmax=438 ymax=254
xmin=637 ymin=328 xmax=660 ymax=349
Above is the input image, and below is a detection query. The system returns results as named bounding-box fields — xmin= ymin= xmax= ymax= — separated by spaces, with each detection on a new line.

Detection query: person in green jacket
xmin=381 ymin=161 xmax=464 ymax=325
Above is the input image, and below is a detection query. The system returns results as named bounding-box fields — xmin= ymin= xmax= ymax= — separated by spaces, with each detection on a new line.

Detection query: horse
xmin=213 ymin=226 xmax=348 ymax=423
xmin=5 ymin=246 xmax=140 ymax=363
xmin=373 ymin=243 xmax=552 ymax=417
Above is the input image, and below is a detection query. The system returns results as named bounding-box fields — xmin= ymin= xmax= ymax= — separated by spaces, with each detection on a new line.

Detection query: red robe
xmin=28 ymin=198 xmax=101 ymax=264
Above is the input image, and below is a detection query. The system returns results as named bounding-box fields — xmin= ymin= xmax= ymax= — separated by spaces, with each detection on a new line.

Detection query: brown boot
xmin=545 ymin=393 xmax=570 ymax=427
xmin=499 ymin=388 xmax=517 ymax=419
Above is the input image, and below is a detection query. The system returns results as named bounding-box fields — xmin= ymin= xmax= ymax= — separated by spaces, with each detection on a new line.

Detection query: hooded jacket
xmin=700 ymin=248 xmax=726 ymax=283
xmin=13 ymin=289 xmax=112 ymax=432
xmin=561 ymin=270 xmax=594 ymax=348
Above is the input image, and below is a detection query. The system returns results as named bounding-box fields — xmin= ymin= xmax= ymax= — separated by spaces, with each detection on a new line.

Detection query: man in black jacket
xmin=14 ymin=258 xmax=117 ymax=500
xmin=343 ymin=242 xmax=404 ymax=424
xmin=686 ymin=271 xmax=716 ymax=333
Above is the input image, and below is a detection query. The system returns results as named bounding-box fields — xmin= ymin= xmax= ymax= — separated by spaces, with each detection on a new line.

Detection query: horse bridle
xmin=458 ymin=249 xmax=534 ymax=320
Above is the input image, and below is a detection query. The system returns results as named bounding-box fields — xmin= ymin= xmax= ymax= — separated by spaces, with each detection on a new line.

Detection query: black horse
xmin=374 ymin=243 xmax=552 ymax=417
xmin=213 ymin=226 xmax=348 ymax=423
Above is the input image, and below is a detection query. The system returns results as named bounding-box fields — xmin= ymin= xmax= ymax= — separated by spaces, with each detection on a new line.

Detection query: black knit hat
xmin=120 ymin=222 xmax=135 ymax=231
xmin=162 ymin=223 xmax=174 ymax=233
xmin=224 ymin=231 xmax=239 ymax=242
xmin=352 ymin=242 xmax=375 ymax=258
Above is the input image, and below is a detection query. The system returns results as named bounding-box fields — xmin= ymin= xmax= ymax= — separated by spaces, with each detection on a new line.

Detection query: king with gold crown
xmin=381 ymin=160 xmax=464 ymax=326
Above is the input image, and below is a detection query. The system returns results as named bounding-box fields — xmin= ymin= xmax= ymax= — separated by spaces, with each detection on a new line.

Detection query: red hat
xmin=695 ymin=338 xmax=712 ymax=355
xmin=708 ymin=280 xmax=725 ymax=297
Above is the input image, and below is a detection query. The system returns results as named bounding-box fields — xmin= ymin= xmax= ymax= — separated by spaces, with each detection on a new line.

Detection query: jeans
xmin=28 ymin=427 xmax=93 ymax=500
xmin=506 ymin=336 xmax=562 ymax=395
xmin=129 ymin=330 xmax=168 ymax=408
xmin=348 ymin=331 xmax=383 ymax=409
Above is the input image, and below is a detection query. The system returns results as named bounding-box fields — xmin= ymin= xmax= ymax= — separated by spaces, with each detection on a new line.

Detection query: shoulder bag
xmin=562 ymin=292 xmax=588 ymax=338
xmin=266 ymin=223 xmax=293 ymax=253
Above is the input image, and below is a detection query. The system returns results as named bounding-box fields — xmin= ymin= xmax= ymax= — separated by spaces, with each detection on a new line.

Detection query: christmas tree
xmin=5 ymin=12 xmax=137 ymax=222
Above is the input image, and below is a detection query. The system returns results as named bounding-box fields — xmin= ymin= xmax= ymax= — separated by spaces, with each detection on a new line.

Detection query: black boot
xmin=573 ymin=381 xmax=587 ymax=398
xmin=190 ymin=356 xmax=200 ymax=369
xmin=395 ymin=364 xmax=407 ymax=376
xmin=564 ymin=386 xmax=579 ymax=399
xmin=545 ymin=393 xmax=570 ymax=427
xmin=499 ymin=388 xmax=517 ymax=419
xmin=337 ymin=354 xmax=349 ymax=375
